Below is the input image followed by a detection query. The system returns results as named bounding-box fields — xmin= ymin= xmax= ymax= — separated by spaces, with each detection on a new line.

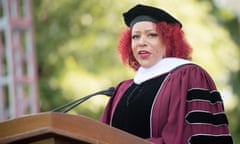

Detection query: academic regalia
xmin=101 ymin=58 xmax=233 ymax=144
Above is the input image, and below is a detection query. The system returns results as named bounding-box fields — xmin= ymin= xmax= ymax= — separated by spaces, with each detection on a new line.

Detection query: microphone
xmin=51 ymin=87 xmax=115 ymax=113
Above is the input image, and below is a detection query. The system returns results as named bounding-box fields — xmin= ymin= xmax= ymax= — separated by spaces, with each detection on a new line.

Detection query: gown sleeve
xmin=149 ymin=64 xmax=233 ymax=144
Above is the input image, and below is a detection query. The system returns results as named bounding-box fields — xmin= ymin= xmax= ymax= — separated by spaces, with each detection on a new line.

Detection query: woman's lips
xmin=138 ymin=50 xmax=151 ymax=59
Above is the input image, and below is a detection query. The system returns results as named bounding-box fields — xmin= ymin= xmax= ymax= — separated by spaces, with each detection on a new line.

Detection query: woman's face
xmin=131 ymin=21 xmax=166 ymax=68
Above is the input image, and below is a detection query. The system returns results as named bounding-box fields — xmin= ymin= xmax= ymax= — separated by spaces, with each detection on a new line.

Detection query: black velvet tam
xmin=123 ymin=4 xmax=182 ymax=27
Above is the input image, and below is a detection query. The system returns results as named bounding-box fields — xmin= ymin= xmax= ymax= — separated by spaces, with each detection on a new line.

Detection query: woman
xmin=101 ymin=4 xmax=233 ymax=144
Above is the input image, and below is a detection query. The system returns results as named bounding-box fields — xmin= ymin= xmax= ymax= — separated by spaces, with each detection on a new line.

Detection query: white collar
xmin=134 ymin=57 xmax=192 ymax=84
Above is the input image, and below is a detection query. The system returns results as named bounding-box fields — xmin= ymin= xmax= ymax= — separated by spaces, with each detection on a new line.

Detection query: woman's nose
xmin=138 ymin=36 xmax=147 ymax=46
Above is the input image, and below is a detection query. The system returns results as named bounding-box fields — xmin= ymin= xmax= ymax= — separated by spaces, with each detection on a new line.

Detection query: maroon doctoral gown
xmin=100 ymin=58 xmax=233 ymax=144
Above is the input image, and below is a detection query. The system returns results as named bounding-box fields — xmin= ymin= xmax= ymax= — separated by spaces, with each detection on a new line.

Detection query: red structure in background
xmin=0 ymin=0 xmax=39 ymax=121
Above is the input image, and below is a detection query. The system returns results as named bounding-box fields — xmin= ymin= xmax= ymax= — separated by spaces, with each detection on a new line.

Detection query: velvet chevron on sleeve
xmin=149 ymin=64 xmax=233 ymax=144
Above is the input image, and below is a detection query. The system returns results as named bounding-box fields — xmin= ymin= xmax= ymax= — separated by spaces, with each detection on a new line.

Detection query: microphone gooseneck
xmin=102 ymin=87 xmax=115 ymax=96
xmin=51 ymin=87 xmax=115 ymax=113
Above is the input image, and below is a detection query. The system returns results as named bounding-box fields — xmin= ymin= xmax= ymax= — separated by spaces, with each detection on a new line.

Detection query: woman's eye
xmin=148 ymin=33 xmax=158 ymax=38
xmin=132 ymin=35 xmax=139 ymax=40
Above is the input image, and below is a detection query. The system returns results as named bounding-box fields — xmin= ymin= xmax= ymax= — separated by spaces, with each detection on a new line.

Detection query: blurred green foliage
xmin=32 ymin=0 xmax=240 ymax=143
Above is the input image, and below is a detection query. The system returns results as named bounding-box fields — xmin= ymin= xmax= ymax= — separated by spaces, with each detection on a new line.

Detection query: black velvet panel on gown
xmin=112 ymin=73 xmax=168 ymax=138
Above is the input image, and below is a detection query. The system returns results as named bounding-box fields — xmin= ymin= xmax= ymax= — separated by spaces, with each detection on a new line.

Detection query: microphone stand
xmin=51 ymin=87 xmax=114 ymax=113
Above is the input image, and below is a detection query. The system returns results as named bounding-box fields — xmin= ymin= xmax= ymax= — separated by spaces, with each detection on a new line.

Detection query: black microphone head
xmin=102 ymin=87 xmax=115 ymax=96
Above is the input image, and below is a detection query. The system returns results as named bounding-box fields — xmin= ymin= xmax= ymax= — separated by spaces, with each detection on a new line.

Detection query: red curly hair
xmin=118 ymin=22 xmax=192 ymax=71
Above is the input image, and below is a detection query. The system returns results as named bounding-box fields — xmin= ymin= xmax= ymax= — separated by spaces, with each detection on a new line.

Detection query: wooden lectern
xmin=0 ymin=112 xmax=151 ymax=144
